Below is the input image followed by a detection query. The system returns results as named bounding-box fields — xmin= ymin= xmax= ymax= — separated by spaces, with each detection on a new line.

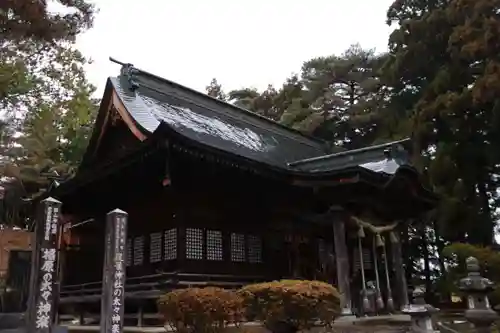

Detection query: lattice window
xmin=230 ymin=233 xmax=245 ymax=262
xmin=247 ymin=235 xmax=262 ymax=263
xmin=126 ymin=238 xmax=132 ymax=267
xmin=186 ymin=228 xmax=203 ymax=260
xmin=133 ymin=236 xmax=144 ymax=266
xmin=164 ymin=228 xmax=177 ymax=260
xmin=149 ymin=232 xmax=162 ymax=263
xmin=206 ymin=230 xmax=223 ymax=261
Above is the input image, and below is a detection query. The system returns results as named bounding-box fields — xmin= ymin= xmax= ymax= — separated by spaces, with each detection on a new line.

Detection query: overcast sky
xmin=76 ymin=0 xmax=395 ymax=96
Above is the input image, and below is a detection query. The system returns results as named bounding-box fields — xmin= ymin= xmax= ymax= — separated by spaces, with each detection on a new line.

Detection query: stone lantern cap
xmin=401 ymin=286 xmax=438 ymax=315
xmin=458 ymin=257 xmax=494 ymax=293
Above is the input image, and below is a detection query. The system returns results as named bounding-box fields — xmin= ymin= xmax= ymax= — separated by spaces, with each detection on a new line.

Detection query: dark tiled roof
xmin=111 ymin=65 xmax=415 ymax=176
xmin=287 ymin=139 xmax=411 ymax=175
xmin=111 ymin=74 xmax=329 ymax=168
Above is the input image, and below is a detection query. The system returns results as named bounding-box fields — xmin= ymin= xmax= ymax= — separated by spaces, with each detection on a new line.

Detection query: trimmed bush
xmin=157 ymin=287 xmax=244 ymax=333
xmin=238 ymin=280 xmax=341 ymax=332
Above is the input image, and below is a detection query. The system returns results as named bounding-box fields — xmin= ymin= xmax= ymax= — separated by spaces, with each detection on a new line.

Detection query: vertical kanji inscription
xmin=27 ymin=197 xmax=62 ymax=333
xmin=100 ymin=209 xmax=128 ymax=333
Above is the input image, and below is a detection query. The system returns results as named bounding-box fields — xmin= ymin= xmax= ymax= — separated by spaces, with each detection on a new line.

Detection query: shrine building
xmin=36 ymin=60 xmax=437 ymax=320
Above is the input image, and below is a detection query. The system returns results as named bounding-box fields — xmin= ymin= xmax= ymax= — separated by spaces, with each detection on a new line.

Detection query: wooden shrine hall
xmin=38 ymin=59 xmax=437 ymax=319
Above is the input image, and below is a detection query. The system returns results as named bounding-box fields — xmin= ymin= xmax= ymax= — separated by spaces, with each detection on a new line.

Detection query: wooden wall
xmin=61 ymin=175 xmax=342 ymax=287
xmin=60 ymin=149 xmax=341 ymax=287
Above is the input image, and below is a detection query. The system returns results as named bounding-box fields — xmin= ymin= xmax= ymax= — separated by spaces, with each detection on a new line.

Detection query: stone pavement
xmin=62 ymin=314 xmax=412 ymax=333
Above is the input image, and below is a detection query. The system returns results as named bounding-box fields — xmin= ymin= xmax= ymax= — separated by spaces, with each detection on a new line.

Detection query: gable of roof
xmin=107 ymin=62 xmax=331 ymax=168
xmin=80 ymin=60 xmax=423 ymax=182
xmin=79 ymin=79 xmax=148 ymax=170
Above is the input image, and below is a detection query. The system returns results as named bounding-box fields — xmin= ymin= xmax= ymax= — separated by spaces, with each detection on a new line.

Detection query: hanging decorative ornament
xmin=376 ymin=233 xmax=385 ymax=247
xmin=390 ymin=231 xmax=399 ymax=244
xmin=351 ymin=216 xmax=399 ymax=235
xmin=358 ymin=225 xmax=365 ymax=238
xmin=357 ymin=228 xmax=369 ymax=314
xmin=381 ymin=237 xmax=395 ymax=312
xmin=372 ymin=235 xmax=385 ymax=311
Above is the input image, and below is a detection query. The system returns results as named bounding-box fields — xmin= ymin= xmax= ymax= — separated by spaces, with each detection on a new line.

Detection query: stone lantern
xmin=458 ymin=256 xmax=497 ymax=333
xmin=402 ymin=286 xmax=437 ymax=333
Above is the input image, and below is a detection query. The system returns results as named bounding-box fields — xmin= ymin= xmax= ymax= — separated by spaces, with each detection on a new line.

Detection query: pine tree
xmin=277 ymin=45 xmax=386 ymax=147
xmin=0 ymin=42 xmax=98 ymax=227
xmin=205 ymin=78 xmax=226 ymax=101
xmin=227 ymin=88 xmax=261 ymax=111
xmin=1 ymin=0 xmax=95 ymax=42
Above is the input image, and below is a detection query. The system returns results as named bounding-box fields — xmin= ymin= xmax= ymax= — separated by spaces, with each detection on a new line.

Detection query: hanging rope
xmin=350 ymin=216 xmax=399 ymax=244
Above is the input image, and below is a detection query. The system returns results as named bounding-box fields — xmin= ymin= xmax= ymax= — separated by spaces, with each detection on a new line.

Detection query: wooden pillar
xmin=100 ymin=209 xmax=128 ymax=333
xmin=332 ymin=214 xmax=352 ymax=315
xmin=26 ymin=197 xmax=62 ymax=333
xmin=390 ymin=230 xmax=409 ymax=308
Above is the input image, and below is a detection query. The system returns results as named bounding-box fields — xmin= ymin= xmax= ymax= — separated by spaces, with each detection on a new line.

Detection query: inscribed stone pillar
xmin=332 ymin=215 xmax=352 ymax=315
xmin=26 ymin=197 xmax=62 ymax=333
xmin=100 ymin=209 xmax=128 ymax=333
xmin=390 ymin=230 xmax=409 ymax=308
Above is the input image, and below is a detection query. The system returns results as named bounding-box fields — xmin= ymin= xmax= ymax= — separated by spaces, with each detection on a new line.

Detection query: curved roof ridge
xmin=110 ymin=57 xmax=331 ymax=149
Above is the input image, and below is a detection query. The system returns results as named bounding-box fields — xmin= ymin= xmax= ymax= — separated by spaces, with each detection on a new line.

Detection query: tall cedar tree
xmin=385 ymin=0 xmax=500 ymax=245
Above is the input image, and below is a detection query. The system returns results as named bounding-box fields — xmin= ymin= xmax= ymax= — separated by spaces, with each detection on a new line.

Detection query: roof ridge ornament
xmin=110 ymin=57 xmax=140 ymax=91
xmin=390 ymin=143 xmax=410 ymax=165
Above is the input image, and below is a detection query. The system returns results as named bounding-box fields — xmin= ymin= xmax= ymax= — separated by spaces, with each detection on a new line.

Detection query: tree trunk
xmin=401 ymin=224 xmax=413 ymax=288
xmin=433 ymin=219 xmax=446 ymax=274
xmin=421 ymin=223 xmax=432 ymax=300
xmin=477 ymin=180 xmax=494 ymax=246
xmin=433 ymin=219 xmax=449 ymax=302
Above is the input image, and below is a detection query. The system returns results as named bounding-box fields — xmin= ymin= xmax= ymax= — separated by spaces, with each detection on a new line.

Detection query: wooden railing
xmin=59 ymin=272 xmax=268 ymax=302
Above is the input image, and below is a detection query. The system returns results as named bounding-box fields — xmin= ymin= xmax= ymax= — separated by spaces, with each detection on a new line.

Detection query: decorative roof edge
xmin=108 ymin=57 xmax=330 ymax=150
xmin=287 ymin=138 xmax=411 ymax=173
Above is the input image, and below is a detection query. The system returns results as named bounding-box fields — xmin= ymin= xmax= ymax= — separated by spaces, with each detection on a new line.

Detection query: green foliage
xmin=227 ymin=86 xmax=281 ymax=121
xmin=385 ymin=0 xmax=500 ymax=246
xmin=295 ymin=45 xmax=386 ymax=146
xmin=0 ymin=2 xmax=98 ymax=227
xmin=211 ymin=44 xmax=391 ymax=149
xmin=238 ymin=280 xmax=340 ymax=332
xmin=157 ymin=287 xmax=244 ymax=333
xmin=441 ymin=243 xmax=500 ymax=304
xmin=203 ymin=0 xmax=500 ymax=291
xmin=1 ymin=42 xmax=98 ymax=182
xmin=1 ymin=0 xmax=96 ymax=42
xmin=206 ymin=79 xmax=226 ymax=101
xmin=1 ymin=0 xmax=498 ymax=298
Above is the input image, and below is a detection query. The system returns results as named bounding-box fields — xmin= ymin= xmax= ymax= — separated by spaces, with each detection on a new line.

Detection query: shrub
xmin=238 ymin=280 xmax=341 ymax=332
xmin=442 ymin=242 xmax=500 ymax=306
xmin=157 ymin=287 xmax=244 ymax=333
